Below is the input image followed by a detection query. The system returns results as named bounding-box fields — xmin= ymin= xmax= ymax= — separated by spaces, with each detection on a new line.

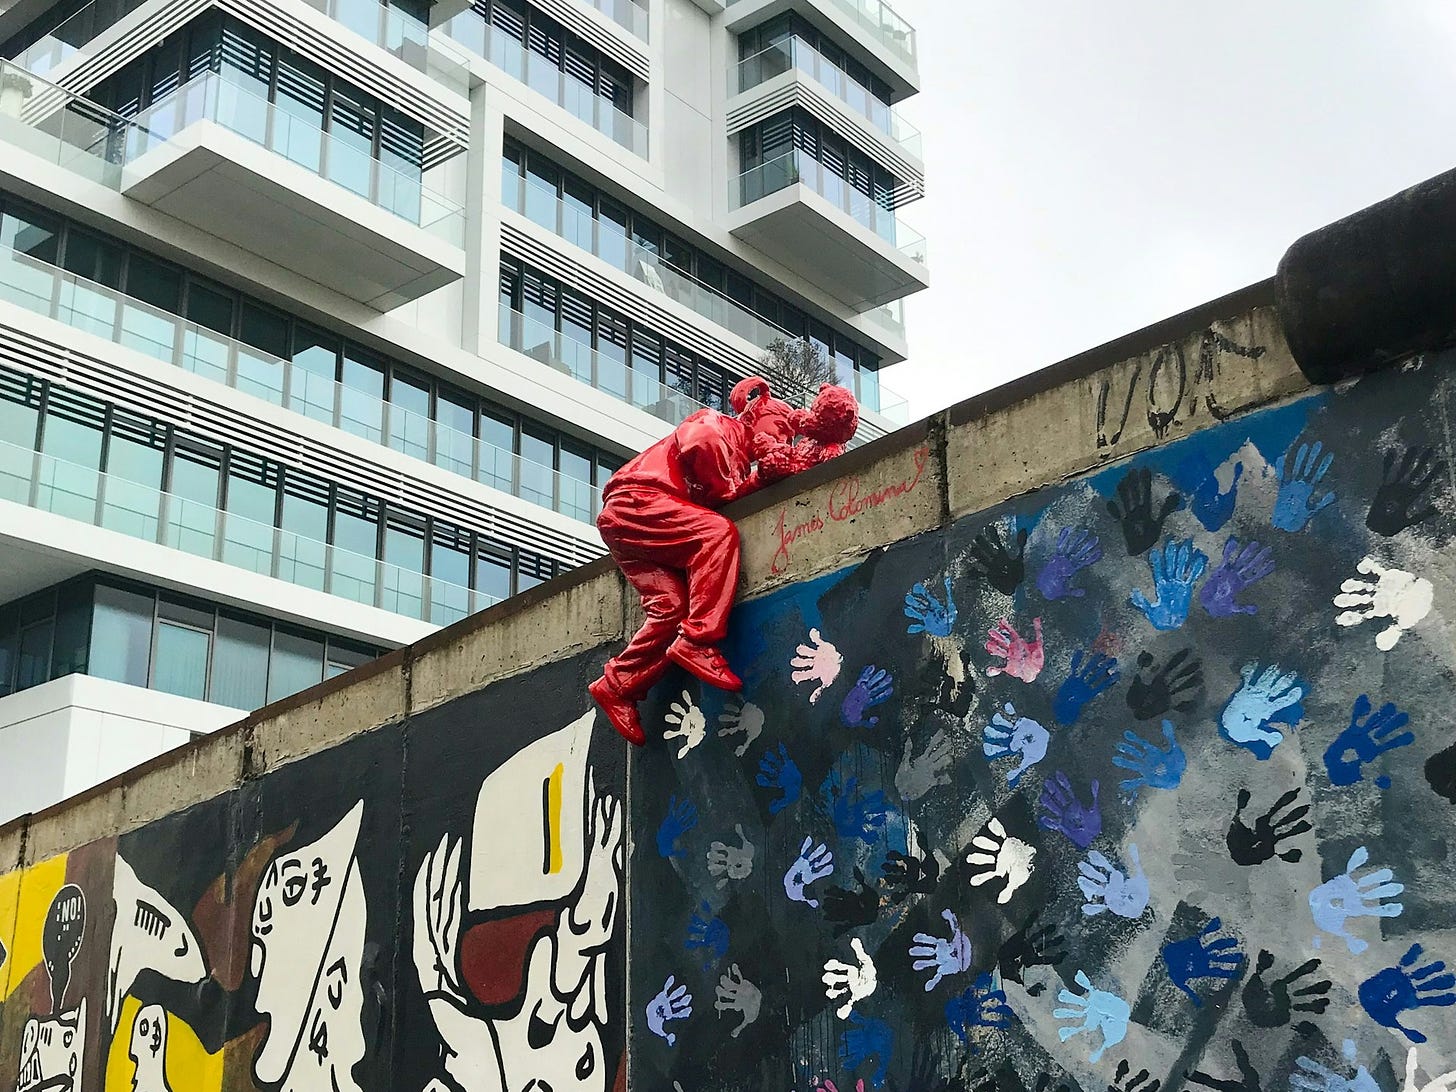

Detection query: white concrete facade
xmin=0 ymin=0 xmax=925 ymax=808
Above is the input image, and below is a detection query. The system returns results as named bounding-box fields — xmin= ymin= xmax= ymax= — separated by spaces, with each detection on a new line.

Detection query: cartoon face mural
xmin=16 ymin=1000 xmax=85 ymax=1092
xmin=127 ymin=1004 xmax=172 ymax=1092
xmin=108 ymin=859 xmax=206 ymax=1033
xmin=630 ymin=352 xmax=1456 ymax=1089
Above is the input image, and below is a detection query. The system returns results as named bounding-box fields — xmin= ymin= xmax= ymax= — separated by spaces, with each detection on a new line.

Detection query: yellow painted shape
xmin=106 ymin=995 xmax=224 ymax=1092
xmin=2 ymin=855 xmax=68 ymax=1003
xmin=546 ymin=762 xmax=564 ymax=875
xmin=0 ymin=869 xmax=22 ymax=1000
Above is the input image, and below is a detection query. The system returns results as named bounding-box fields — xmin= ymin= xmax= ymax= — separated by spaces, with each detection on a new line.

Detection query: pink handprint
xmin=985 ymin=617 xmax=1044 ymax=682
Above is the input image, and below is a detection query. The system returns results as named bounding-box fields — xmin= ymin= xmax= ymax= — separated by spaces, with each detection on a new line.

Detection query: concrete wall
xmin=0 ymin=263 xmax=1452 ymax=1091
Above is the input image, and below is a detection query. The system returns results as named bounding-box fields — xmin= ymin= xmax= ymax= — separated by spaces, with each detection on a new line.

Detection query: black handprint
xmin=966 ymin=523 xmax=1029 ymax=594
xmin=1367 ymin=444 xmax=1445 ymax=536
xmin=1108 ymin=467 xmax=1183 ymax=556
xmin=997 ymin=907 xmax=1068 ymax=996
xmin=1426 ymin=737 xmax=1456 ymax=805
xmin=1187 ymin=1040 xmax=1262 ymax=1092
xmin=892 ymin=1042 xmax=956 ymax=1092
xmin=1126 ymin=649 xmax=1203 ymax=721
xmin=1226 ymin=788 xmax=1312 ymax=865
xmin=822 ymin=868 xmax=880 ymax=935
xmin=1110 ymin=1060 xmax=1161 ymax=1092
xmin=1033 ymin=1075 xmax=1078 ymax=1092
xmin=882 ymin=850 xmax=940 ymax=903
xmin=1242 ymin=950 xmax=1331 ymax=1029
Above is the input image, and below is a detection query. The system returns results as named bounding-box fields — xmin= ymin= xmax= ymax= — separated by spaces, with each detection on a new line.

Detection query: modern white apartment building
xmin=0 ymin=0 xmax=927 ymax=819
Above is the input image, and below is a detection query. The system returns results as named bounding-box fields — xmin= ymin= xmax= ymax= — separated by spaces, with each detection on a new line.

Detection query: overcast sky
xmin=886 ymin=1 xmax=1456 ymax=417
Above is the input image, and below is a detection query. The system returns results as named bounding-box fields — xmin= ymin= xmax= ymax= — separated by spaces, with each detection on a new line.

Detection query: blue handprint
xmin=1324 ymin=694 xmax=1414 ymax=787
xmin=1054 ymin=970 xmax=1129 ymax=1063
xmin=1358 ymin=942 xmax=1456 ymax=1043
xmin=982 ymin=702 xmax=1049 ymax=787
xmin=1190 ymin=458 xmax=1243 ymax=531
xmin=1053 ymin=650 xmax=1120 ymax=725
xmin=645 ymin=975 xmax=692 ymax=1046
xmin=686 ymin=900 xmax=730 ymax=966
xmin=784 ymin=836 xmax=834 ymax=907
xmin=904 ymin=577 xmax=957 ymax=637
xmin=1162 ymin=917 xmax=1245 ymax=1006
xmin=1112 ymin=720 xmax=1185 ymax=799
xmin=945 ymin=973 xmax=1016 ymax=1043
xmin=1035 ymin=527 xmax=1103 ymax=600
xmin=1199 ymin=536 xmax=1275 ymax=617
xmin=1129 ymin=537 xmax=1208 ymax=630
xmin=1219 ymin=662 xmax=1306 ymax=759
xmin=909 ymin=909 xmax=972 ymax=991
xmin=1272 ymin=438 xmax=1337 ymax=531
xmin=839 ymin=1013 xmax=893 ymax=1089
xmin=756 ymin=744 xmax=803 ymax=815
xmin=822 ymin=770 xmax=891 ymax=844
xmin=842 ymin=665 xmax=894 ymax=728
xmin=1309 ymin=846 xmax=1404 ymax=954
xmin=656 ymin=795 xmax=697 ymax=859
xmin=1038 ymin=771 xmax=1102 ymax=849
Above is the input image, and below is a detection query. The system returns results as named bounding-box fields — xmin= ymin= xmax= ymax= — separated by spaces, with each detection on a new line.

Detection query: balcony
xmin=726 ymin=149 xmax=928 ymax=310
xmin=579 ymin=0 xmax=649 ymax=42
xmin=432 ymin=11 xmax=647 ymax=157
xmin=725 ymin=0 xmax=916 ymax=92
xmin=0 ymin=241 xmax=604 ymax=525
xmin=118 ymin=72 xmax=467 ymax=309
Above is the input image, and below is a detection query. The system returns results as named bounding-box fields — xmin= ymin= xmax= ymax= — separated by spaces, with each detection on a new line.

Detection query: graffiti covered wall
xmin=0 ymin=652 xmax=626 ymax=1092
xmin=631 ymin=352 xmax=1456 ymax=1090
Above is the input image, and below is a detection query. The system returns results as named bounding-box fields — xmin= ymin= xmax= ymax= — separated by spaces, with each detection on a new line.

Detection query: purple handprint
xmin=1036 ymin=528 xmax=1103 ymax=600
xmin=1199 ymin=536 xmax=1274 ymax=617
xmin=842 ymin=665 xmax=894 ymax=728
xmin=1038 ymin=771 xmax=1102 ymax=849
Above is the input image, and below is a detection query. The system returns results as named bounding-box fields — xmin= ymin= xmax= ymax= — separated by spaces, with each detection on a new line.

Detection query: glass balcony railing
xmin=726 ymin=0 xmax=915 ymax=68
xmin=732 ymin=150 xmax=927 ymax=265
xmin=580 ymin=0 xmax=649 ymax=41
xmin=0 ymin=59 xmax=129 ymax=188
xmin=122 ymin=72 xmax=466 ymax=246
xmin=7 ymin=0 xmax=470 ymax=95
xmin=0 ymin=242 xmax=602 ymax=524
xmin=0 ymin=437 xmax=487 ymax=625
xmin=735 ymin=38 xmax=921 ymax=160
xmin=433 ymin=11 xmax=647 ymax=157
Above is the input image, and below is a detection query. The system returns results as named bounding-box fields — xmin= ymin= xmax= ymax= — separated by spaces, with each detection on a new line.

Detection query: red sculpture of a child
xmin=589 ymin=378 xmax=858 ymax=745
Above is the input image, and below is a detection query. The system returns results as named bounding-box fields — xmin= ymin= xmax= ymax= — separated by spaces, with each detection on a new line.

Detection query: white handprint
xmin=1406 ymin=1048 xmax=1456 ymax=1092
xmin=664 ymin=691 xmax=707 ymax=759
xmin=822 ymin=938 xmax=878 ymax=1019
xmin=706 ymin=825 xmax=755 ymax=889
xmin=717 ymin=699 xmax=764 ymax=758
xmin=714 ymin=964 xmax=762 ymax=1038
xmin=966 ymin=817 xmax=1036 ymax=904
xmin=895 ymin=727 xmax=954 ymax=802
xmin=791 ymin=628 xmax=843 ymax=703
xmin=1334 ymin=556 xmax=1433 ymax=651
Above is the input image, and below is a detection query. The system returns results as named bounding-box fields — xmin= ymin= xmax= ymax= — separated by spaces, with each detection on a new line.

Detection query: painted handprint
xmin=905 ymin=577 xmax=957 ymax=637
xmin=686 ymin=901 xmax=730 ymax=966
xmin=657 ymin=795 xmax=698 ymax=859
xmin=882 ymin=849 xmax=940 ymax=903
xmin=1272 ymin=438 xmax=1337 ymax=531
xmin=1199 ymin=536 xmax=1274 ymax=617
xmin=1108 ymin=466 xmax=1182 ymax=556
xmin=822 ymin=938 xmax=878 ymax=1019
xmin=1242 ymin=950 xmax=1330 ymax=1028
xmin=997 ymin=906 xmax=1068 ymax=994
xmin=646 ymin=975 xmax=693 ymax=1046
xmin=839 ymin=1013 xmax=892 ymax=1089
xmin=1054 ymin=650 xmax=1120 ymax=726
xmin=896 ymin=728 xmax=953 ymax=802
xmin=909 ymin=909 xmax=971 ymax=991
xmin=664 ymin=690 xmax=706 ymax=759
xmin=982 ymin=702 xmax=1049 ymax=787
xmin=1191 ymin=457 xmax=1244 ymax=532
xmin=1038 ymin=771 xmax=1102 ymax=849
xmin=1226 ymin=789 xmax=1311 ymax=864
xmin=714 ymin=964 xmax=761 ymax=1039
xmin=784 ymin=836 xmax=835 ymax=908
xmin=1053 ymin=970 xmax=1130 ymax=1063
xmin=966 ymin=817 xmax=1036 ymax=904
xmin=1309 ymin=845 xmax=1404 ymax=953
xmin=822 ymin=868 xmax=880 ymax=935
xmin=1078 ymin=845 xmax=1149 ymax=918
xmin=1111 ymin=1061 xmax=1162 ymax=1092
xmin=1219 ymin=662 xmax=1305 ymax=758
xmin=1405 ymin=1047 xmax=1456 ymax=1092
xmin=757 ymin=743 xmax=803 ymax=815
xmin=1112 ymin=720 xmax=1185 ymax=800
xmin=945 ymin=973 xmax=1015 ymax=1041
xmin=1127 ymin=649 xmax=1202 ymax=720
xmin=822 ymin=770 xmax=891 ymax=844
xmin=792 ymin=628 xmax=843 ymax=703
xmin=1324 ymin=693 xmax=1414 ymax=787
xmin=1129 ymin=537 xmax=1208 ymax=630
xmin=706 ymin=825 xmax=755 ymax=888
xmin=1161 ymin=917 xmax=1244 ymax=1006
xmin=842 ymin=666 xmax=894 ymax=728
xmin=1036 ymin=528 xmax=1103 ymax=600
xmin=1334 ymin=556 xmax=1433 ymax=650
xmin=1368 ymin=444 xmax=1445 ymax=536
xmin=984 ymin=618 xmax=1044 ymax=682
xmin=1291 ymin=1053 xmax=1380 ymax=1092
xmin=717 ymin=698 xmax=764 ymax=758
xmin=966 ymin=522 xmax=1028 ymax=594
xmin=1359 ymin=942 xmax=1456 ymax=1044
xmin=1187 ymin=1039 xmax=1261 ymax=1092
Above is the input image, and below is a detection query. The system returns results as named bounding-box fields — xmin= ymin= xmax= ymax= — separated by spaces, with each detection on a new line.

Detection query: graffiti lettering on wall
xmin=633 ymin=352 xmax=1456 ymax=1090
xmin=0 ymin=655 xmax=625 ymax=1092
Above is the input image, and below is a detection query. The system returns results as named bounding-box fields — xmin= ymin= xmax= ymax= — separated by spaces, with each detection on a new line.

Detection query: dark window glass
xmin=474 ymin=543 xmax=513 ymax=602
xmin=326 ymin=640 xmax=374 ymax=679
xmin=62 ymin=230 xmax=124 ymax=289
xmin=267 ymin=628 xmax=324 ymax=703
xmin=212 ymin=614 xmax=270 ymax=709
xmin=186 ymin=282 xmax=235 ymax=337
xmin=16 ymin=620 xmax=53 ymax=691
xmin=51 ymin=581 xmax=91 ymax=678
xmin=0 ymin=204 xmax=60 ymax=265
xmin=0 ymin=604 xmax=16 ymax=696
xmin=126 ymin=253 xmax=182 ymax=313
